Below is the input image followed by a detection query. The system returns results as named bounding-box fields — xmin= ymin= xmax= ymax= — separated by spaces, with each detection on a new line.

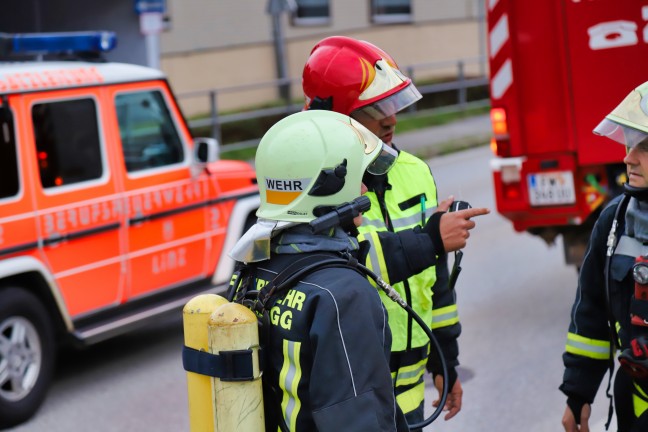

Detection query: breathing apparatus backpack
xmin=225 ymin=196 xmax=453 ymax=431
xmin=226 ymin=252 xmax=360 ymax=432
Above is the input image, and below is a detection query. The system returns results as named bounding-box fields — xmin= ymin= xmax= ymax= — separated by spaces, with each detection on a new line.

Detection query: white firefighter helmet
xmin=255 ymin=110 xmax=397 ymax=223
xmin=594 ymin=81 xmax=648 ymax=148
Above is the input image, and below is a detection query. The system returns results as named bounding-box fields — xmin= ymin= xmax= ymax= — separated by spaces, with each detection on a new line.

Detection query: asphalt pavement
xmin=409 ymin=114 xmax=617 ymax=431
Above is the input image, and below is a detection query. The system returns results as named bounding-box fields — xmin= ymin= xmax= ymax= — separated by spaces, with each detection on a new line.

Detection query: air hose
xmin=242 ymin=254 xmax=450 ymax=430
xmin=309 ymin=197 xmax=450 ymax=429
xmin=229 ymin=197 xmax=450 ymax=430
xmin=357 ymin=261 xmax=449 ymax=430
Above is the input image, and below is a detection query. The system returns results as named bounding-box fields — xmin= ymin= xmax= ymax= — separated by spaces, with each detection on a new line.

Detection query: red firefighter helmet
xmin=302 ymin=36 xmax=422 ymax=119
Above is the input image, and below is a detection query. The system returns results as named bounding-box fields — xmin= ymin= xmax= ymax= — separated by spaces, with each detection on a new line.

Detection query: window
xmin=32 ymin=99 xmax=103 ymax=188
xmin=292 ymin=0 xmax=330 ymax=26
xmin=115 ymin=90 xmax=184 ymax=172
xmin=0 ymin=106 xmax=19 ymax=199
xmin=371 ymin=0 xmax=411 ymax=24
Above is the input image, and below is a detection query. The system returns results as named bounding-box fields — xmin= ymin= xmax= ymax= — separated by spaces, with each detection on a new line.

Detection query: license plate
xmin=527 ymin=171 xmax=576 ymax=206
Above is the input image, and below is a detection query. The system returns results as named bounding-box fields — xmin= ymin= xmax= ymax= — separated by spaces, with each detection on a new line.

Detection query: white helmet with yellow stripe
xmin=255 ymin=110 xmax=396 ymax=223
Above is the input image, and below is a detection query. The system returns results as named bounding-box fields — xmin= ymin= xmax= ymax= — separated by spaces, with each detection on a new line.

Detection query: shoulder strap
xmin=256 ymin=253 xmax=362 ymax=313
xmin=226 ymin=261 xmax=257 ymax=303
xmin=605 ymin=194 xmax=631 ymax=346
xmin=602 ymin=193 xmax=631 ymax=430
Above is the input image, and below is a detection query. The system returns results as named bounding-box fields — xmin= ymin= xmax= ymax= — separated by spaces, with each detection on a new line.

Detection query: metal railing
xmin=176 ymin=56 xmax=489 ymax=152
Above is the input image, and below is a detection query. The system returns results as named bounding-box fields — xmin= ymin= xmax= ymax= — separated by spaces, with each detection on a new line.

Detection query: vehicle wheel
xmin=0 ymin=286 xmax=56 ymax=429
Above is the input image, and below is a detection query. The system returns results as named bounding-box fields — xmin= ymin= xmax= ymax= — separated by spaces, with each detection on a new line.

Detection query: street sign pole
xmin=134 ymin=0 xmax=166 ymax=69
xmin=266 ymin=0 xmax=296 ymax=103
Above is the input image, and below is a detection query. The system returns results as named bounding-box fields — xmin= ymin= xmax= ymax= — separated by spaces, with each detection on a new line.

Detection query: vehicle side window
xmin=32 ymin=98 xmax=102 ymax=188
xmin=115 ymin=90 xmax=184 ymax=172
xmin=0 ymin=106 xmax=19 ymax=199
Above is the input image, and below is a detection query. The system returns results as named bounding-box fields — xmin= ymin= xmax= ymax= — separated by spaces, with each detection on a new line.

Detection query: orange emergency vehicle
xmin=486 ymin=0 xmax=647 ymax=266
xmin=0 ymin=31 xmax=259 ymax=428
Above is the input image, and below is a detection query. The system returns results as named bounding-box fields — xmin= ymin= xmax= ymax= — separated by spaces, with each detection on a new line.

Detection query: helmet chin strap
xmin=624 ymin=183 xmax=648 ymax=202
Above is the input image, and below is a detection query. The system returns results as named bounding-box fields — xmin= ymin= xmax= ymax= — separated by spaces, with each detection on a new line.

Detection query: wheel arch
xmin=0 ymin=256 xmax=72 ymax=338
xmin=212 ymin=194 xmax=259 ymax=285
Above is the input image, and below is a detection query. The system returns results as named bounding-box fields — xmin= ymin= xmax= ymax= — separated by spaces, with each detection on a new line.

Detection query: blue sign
xmin=134 ymin=0 xmax=166 ymax=14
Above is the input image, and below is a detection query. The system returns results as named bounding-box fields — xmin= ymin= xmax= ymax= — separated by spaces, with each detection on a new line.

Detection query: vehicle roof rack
xmin=0 ymin=31 xmax=117 ymax=62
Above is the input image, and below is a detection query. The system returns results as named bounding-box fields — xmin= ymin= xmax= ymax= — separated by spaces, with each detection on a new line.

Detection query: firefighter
xmin=561 ymin=80 xmax=648 ymax=432
xmin=302 ymin=36 xmax=490 ymax=429
xmin=229 ymin=109 xmax=410 ymax=431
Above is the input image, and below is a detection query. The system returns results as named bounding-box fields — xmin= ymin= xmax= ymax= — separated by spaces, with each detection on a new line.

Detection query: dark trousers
xmin=404 ymin=401 xmax=424 ymax=432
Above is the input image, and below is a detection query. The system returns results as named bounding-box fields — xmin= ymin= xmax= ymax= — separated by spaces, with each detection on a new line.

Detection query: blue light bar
xmin=3 ymin=31 xmax=117 ymax=55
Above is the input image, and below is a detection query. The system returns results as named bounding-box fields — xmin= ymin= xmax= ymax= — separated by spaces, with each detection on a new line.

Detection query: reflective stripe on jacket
xmin=254 ymin=251 xmax=409 ymax=431
xmin=561 ymin=194 xmax=648 ymax=421
xmin=358 ymin=151 xmax=438 ymax=351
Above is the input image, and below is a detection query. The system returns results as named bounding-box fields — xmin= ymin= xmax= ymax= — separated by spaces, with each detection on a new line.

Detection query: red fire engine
xmin=487 ymin=0 xmax=648 ymax=265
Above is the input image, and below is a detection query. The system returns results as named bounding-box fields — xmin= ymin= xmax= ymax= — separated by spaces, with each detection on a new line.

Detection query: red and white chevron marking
xmin=488 ymin=0 xmax=512 ymax=100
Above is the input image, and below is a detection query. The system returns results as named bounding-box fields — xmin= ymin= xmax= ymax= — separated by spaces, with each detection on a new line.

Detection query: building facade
xmin=161 ymin=0 xmax=486 ymax=115
xmin=0 ymin=0 xmax=486 ymax=116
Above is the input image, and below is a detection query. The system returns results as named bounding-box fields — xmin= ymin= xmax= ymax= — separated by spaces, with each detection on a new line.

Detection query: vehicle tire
xmin=0 ymin=286 xmax=56 ymax=429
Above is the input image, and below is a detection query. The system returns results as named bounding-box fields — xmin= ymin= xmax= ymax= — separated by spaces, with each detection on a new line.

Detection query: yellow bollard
xmin=183 ymin=294 xmax=229 ymax=432
xmin=210 ymin=302 xmax=265 ymax=432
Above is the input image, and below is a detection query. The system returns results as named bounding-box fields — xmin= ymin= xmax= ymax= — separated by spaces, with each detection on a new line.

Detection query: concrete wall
xmin=0 ymin=0 xmax=147 ymax=66
xmin=161 ymin=0 xmax=486 ymax=115
xmin=0 ymin=0 xmax=486 ymax=116
xmin=161 ymin=0 xmax=482 ymax=53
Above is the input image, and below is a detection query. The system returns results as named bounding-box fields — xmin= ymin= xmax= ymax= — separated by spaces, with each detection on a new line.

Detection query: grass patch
xmin=220 ymin=146 xmax=258 ymax=161
xmin=218 ymin=105 xmax=492 ymax=162
xmin=192 ymin=80 xmax=492 ymax=161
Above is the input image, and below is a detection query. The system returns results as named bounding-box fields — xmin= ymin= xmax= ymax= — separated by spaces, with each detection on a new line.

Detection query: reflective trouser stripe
xmin=634 ymin=382 xmax=648 ymax=418
xmin=432 ymin=304 xmax=459 ymax=329
xmin=358 ymin=230 xmax=390 ymax=285
xmin=616 ymin=322 xmax=622 ymax=347
xmin=394 ymin=375 xmax=426 ymax=415
xmin=565 ymin=332 xmax=610 ymax=360
xmin=280 ymin=340 xmax=302 ymax=431
xmin=392 ymin=356 xmax=427 ymax=414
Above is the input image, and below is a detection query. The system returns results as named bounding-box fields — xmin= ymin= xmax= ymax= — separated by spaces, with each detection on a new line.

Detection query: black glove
xmin=567 ymin=395 xmax=586 ymax=425
xmin=431 ymin=367 xmax=458 ymax=391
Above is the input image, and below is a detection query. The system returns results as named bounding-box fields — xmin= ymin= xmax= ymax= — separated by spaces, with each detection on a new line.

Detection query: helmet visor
xmin=352 ymin=83 xmax=422 ymax=120
xmin=350 ymin=117 xmax=398 ymax=174
xmin=367 ymin=143 xmax=398 ymax=175
xmin=593 ymin=118 xmax=648 ymax=148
